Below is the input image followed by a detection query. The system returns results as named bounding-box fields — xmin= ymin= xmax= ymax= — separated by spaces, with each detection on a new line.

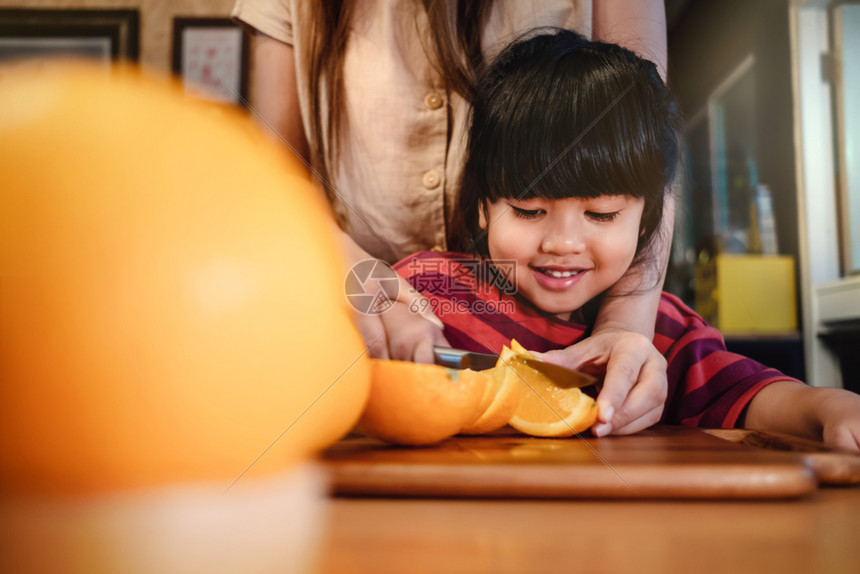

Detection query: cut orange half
xmin=358 ymin=360 xmax=490 ymax=445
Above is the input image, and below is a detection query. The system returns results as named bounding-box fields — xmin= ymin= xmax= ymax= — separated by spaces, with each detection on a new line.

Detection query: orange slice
xmin=471 ymin=367 xmax=503 ymax=422
xmin=461 ymin=362 xmax=521 ymax=435
xmin=504 ymin=342 xmax=598 ymax=438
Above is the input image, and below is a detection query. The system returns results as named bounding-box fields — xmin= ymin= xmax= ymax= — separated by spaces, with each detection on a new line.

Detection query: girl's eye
xmin=511 ymin=206 xmax=544 ymax=219
xmin=586 ymin=211 xmax=619 ymax=222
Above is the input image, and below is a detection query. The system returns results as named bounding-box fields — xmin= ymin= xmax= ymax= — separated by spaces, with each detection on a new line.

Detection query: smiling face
xmin=479 ymin=195 xmax=645 ymax=319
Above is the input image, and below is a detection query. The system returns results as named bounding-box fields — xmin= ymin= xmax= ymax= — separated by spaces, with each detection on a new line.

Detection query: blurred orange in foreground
xmin=0 ymin=62 xmax=370 ymax=496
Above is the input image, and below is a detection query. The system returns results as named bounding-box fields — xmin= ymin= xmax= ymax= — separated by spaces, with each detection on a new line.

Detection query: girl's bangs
xmin=476 ymin=53 xmax=668 ymax=204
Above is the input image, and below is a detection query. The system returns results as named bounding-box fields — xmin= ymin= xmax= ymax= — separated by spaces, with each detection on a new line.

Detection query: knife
xmin=432 ymin=347 xmax=596 ymax=389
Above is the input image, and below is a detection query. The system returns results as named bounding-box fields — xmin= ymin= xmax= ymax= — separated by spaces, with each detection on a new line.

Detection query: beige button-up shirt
xmin=233 ymin=0 xmax=590 ymax=263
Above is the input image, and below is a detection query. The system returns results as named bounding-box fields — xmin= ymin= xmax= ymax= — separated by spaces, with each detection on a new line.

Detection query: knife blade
xmin=519 ymin=358 xmax=596 ymax=389
xmin=432 ymin=346 xmax=597 ymax=389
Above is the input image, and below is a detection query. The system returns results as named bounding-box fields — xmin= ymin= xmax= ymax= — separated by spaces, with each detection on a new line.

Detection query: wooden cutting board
xmin=702 ymin=428 xmax=860 ymax=485
xmin=322 ymin=426 xmax=818 ymax=499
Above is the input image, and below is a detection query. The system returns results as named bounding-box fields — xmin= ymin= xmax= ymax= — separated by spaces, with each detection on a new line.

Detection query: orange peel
xmin=358 ymin=360 xmax=490 ymax=445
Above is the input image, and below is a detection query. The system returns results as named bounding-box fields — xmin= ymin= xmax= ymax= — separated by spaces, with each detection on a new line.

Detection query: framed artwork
xmin=0 ymin=9 xmax=139 ymax=64
xmin=172 ymin=18 xmax=249 ymax=105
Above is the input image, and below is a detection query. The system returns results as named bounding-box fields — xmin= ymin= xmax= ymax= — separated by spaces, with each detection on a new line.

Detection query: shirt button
xmin=424 ymin=92 xmax=443 ymax=110
xmin=422 ymin=170 xmax=441 ymax=189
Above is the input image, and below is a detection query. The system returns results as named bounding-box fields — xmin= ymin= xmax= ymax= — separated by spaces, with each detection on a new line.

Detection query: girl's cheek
xmin=489 ymin=229 xmax=525 ymax=260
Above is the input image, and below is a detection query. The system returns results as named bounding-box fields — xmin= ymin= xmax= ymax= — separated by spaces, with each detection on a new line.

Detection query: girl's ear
xmin=478 ymin=201 xmax=489 ymax=230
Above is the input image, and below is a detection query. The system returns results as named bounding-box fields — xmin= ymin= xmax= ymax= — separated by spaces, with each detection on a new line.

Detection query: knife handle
xmin=433 ymin=347 xmax=470 ymax=369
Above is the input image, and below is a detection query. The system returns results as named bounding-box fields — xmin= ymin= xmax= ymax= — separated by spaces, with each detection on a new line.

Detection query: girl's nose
xmin=539 ymin=223 xmax=585 ymax=254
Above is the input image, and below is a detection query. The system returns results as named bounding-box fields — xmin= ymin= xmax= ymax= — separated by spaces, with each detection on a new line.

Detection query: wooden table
xmin=317 ymin=428 xmax=860 ymax=573
xmin=319 ymin=488 xmax=860 ymax=574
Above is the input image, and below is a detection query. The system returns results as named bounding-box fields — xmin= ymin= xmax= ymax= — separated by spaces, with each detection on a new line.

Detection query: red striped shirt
xmin=395 ymin=252 xmax=797 ymax=429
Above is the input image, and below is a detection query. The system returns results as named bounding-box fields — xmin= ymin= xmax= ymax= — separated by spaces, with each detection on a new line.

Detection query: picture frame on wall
xmin=0 ymin=9 xmax=139 ymax=65
xmin=172 ymin=18 xmax=249 ymax=106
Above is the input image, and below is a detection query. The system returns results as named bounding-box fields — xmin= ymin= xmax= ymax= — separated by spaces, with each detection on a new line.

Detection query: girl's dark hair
xmin=305 ymin=0 xmax=492 ymax=219
xmin=451 ymin=28 xmax=683 ymax=269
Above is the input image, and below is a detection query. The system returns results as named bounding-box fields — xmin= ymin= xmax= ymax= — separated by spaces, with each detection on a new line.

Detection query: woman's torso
xmin=234 ymin=0 xmax=590 ymax=262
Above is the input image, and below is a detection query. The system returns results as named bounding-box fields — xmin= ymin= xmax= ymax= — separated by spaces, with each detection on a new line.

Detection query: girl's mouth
xmin=530 ymin=265 xmax=587 ymax=290
xmin=537 ymin=267 xmax=581 ymax=278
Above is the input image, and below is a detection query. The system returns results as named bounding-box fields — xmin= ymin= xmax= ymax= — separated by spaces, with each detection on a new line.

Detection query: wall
xmin=0 ymin=0 xmax=236 ymax=73
xmin=792 ymin=1 xmax=860 ymax=388
xmin=668 ymin=0 xmax=798 ymax=265
xmin=668 ymin=0 xmax=802 ymax=344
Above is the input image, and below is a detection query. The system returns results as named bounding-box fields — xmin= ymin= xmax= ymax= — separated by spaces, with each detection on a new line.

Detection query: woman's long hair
xmin=304 ymin=0 xmax=492 ymax=214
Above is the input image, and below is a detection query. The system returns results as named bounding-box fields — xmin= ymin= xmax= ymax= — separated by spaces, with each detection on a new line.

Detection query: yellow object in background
xmin=695 ymin=254 xmax=797 ymax=334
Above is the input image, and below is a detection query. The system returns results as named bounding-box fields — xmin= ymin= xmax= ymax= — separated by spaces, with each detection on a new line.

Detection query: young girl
xmin=395 ymin=29 xmax=860 ymax=450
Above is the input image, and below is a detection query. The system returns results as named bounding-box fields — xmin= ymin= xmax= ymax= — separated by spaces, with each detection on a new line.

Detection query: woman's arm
xmin=593 ymin=0 xmax=668 ymax=80
xmin=591 ymin=0 xmax=670 ymax=342
xmin=591 ymin=0 xmax=669 ymax=341
xmin=249 ymin=31 xmax=310 ymax=162
xmin=249 ymin=31 xmax=447 ymax=362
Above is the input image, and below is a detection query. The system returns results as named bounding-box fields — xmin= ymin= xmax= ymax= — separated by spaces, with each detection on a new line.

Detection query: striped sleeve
xmin=394 ymin=252 xmax=587 ymax=354
xmin=396 ymin=253 xmax=798 ymax=431
xmin=655 ymin=293 xmax=798 ymax=428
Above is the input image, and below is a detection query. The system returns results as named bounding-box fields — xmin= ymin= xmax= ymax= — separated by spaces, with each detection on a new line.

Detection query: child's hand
xmin=533 ymin=330 xmax=667 ymax=437
xmin=815 ymin=388 xmax=860 ymax=451
xmin=744 ymin=382 xmax=860 ymax=452
xmin=352 ymin=273 xmax=449 ymax=363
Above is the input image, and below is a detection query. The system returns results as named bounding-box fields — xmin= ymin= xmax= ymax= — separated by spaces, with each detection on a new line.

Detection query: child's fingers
xmin=360 ymin=272 xmax=444 ymax=331
xmin=412 ymin=338 xmax=436 ymax=365
xmin=413 ymin=324 xmax=450 ymax=363
xmin=532 ymin=347 xmax=591 ymax=371
xmin=604 ymin=404 xmax=663 ymax=436
xmin=823 ymin=425 xmax=860 ymax=452
xmin=606 ymin=355 xmax=667 ymax=429
xmin=597 ymin=359 xmax=667 ymax=436
xmin=598 ymin=345 xmax=667 ymax=424
xmin=381 ymin=301 xmax=448 ymax=363
xmin=394 ymin=277 xmax=444 ymax=329
xmin=595 ymin=358 xmax=645 ymax=425
xmin=411 ymin=321 xmax=449 ymax=364
xmin=356 ymin=314 xmax=389 ymax=360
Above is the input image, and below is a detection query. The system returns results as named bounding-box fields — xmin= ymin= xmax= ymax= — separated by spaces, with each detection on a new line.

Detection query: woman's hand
xmin=533 ymin=329 xmax=668 ymax=437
